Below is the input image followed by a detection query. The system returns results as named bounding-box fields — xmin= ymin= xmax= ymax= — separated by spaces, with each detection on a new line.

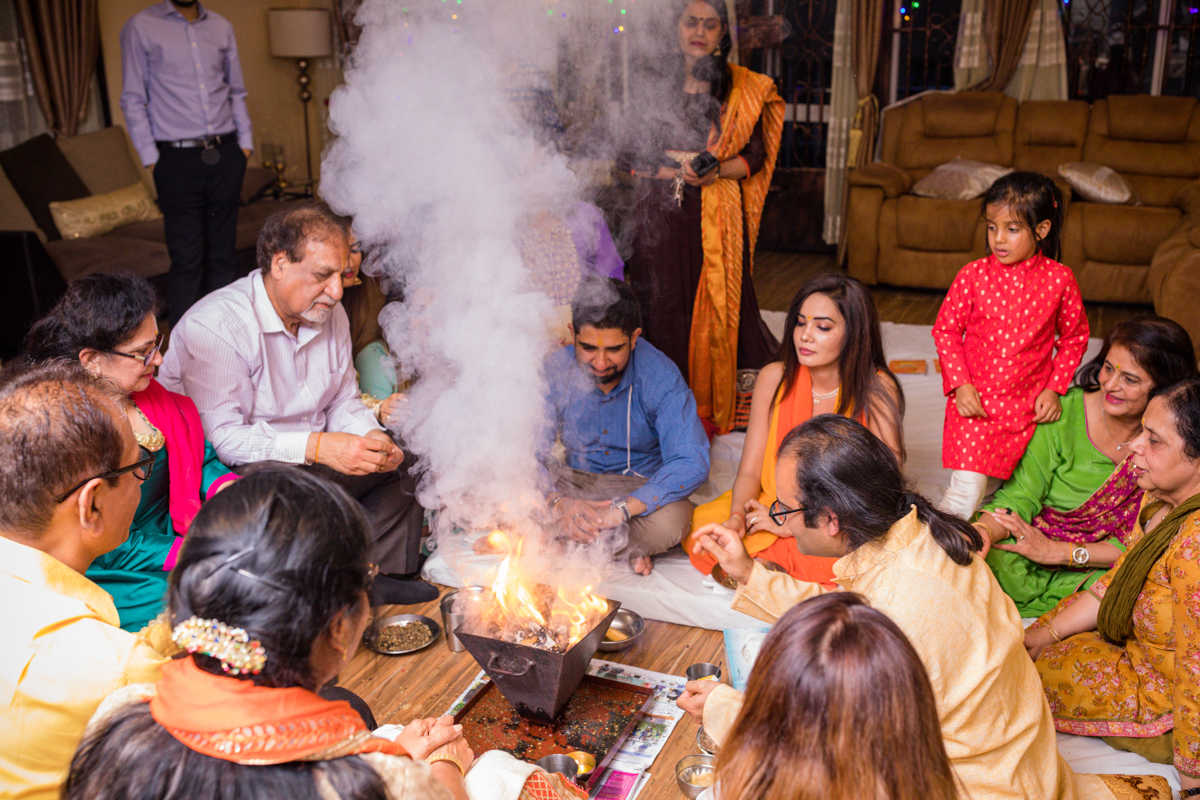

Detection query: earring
xmin=713 ymin=45 xmax=721 ymax=56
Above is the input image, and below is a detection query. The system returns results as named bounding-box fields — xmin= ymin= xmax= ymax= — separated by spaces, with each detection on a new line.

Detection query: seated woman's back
xmin=63 ymin=467 xmax=469 ymax=800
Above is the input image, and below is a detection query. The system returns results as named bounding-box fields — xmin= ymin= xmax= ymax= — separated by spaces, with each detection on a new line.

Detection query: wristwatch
xmin=611 ymin=497 xmax=631 ymax=523
xmin=1071 ymin=545 xmax=1090 ymax=566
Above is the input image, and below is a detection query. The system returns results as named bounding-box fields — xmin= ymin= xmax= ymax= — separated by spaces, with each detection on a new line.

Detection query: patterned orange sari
xmin=690 ymin=64 xmax=784 ymax=433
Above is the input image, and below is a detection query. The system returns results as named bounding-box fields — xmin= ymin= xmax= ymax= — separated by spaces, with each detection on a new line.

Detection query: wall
xmin=98 ymin=0 xmax=342 ymax=185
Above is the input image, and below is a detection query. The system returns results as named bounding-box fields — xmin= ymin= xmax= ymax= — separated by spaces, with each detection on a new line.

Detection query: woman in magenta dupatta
xmin=971 ymin=317 xmax=1196 ymax=617
xmin=23 ymin=274 xmax=236 ymax=631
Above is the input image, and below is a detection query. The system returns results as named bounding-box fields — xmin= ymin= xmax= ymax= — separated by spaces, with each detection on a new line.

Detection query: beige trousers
xmin=552 ymin=464 xmax=693 ymax=560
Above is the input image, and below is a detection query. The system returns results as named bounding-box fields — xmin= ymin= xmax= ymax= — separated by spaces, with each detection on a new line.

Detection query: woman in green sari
xmin=973 ymin=316 xmax=1196 ymax=617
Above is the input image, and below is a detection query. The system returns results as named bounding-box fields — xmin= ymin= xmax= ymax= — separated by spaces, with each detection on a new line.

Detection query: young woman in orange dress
xmin=683 ymin=274 xmax=903 ymax=580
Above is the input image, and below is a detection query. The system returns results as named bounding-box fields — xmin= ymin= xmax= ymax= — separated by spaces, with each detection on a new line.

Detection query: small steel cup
xmin=440 ymin=586 xmax=485 ymax=653
xmin=535 ymin=754 xmax=580 ymax=781
xmin=686 ymin=662 xmax=722 ymax=682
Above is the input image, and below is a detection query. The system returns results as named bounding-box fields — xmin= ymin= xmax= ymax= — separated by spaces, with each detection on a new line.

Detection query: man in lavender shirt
xmin=119 ymin=0 xmax=253 ymax=325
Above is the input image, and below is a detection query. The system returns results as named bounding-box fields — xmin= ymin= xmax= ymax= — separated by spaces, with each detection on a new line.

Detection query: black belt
xmin=156 ymin=132 xmax=237 ymax=149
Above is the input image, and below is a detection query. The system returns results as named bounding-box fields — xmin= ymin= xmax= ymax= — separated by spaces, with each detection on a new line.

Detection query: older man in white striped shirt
xmin=160 ymin=203 xmax=435 ymax=605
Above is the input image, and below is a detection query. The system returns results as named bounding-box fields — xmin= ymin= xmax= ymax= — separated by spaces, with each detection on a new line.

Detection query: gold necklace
xmin=133 ymin=405 xmax=165 ymax=451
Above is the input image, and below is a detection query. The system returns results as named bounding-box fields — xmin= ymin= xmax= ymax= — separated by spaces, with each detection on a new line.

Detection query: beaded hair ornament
xmin=171 ymin=617 xmax=268 ymax=675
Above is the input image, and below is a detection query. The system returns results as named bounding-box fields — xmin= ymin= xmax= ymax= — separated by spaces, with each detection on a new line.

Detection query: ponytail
xmin=901 ymin=491 xmax=982 ymax=566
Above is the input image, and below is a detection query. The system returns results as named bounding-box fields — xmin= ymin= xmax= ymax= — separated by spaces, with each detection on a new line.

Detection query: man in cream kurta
xmin=686 ymin=415 xmax=1117 ymax=800
xmin=0 ymin=365 xmax=174 ymax=800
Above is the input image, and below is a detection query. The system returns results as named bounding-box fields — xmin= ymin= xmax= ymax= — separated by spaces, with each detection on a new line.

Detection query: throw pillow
xmin=49 ymin=181 xmax=162 ymax=240
xmin=911 ymin=158 xmax=1014 ymax=201
xmin=0 ymin=133 xmax=91 ymax=241
xmin=1057 ymin=162 xmax=1141 ymax=205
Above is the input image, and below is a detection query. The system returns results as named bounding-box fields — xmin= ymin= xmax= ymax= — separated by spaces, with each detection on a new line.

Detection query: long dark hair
xmin=780 ymin=415 xmax=982 ymax=564
xmin=23 ymin=272 xmax=159 ymax=360
xmin=62 ymin=467 xmax=387 ymax=800
xmin=168 ymin=466 xmax=375 ymax=690
xmin=980 ymin=171 xmax=1065 ymax=262
xmin=719 ymin=593 xmax=958 ymax=800
xmin=776 ymin=273 xmax=905 ymax=460
xmin=1075 ymin=315 xmax=1197 ymax=399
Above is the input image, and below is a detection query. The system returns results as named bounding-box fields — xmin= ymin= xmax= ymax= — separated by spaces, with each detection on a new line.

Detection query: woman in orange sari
xmin=684 ymin=274 xmax=904 ymax=579
xmin=621 ymin=0 xmax=784 ymax=433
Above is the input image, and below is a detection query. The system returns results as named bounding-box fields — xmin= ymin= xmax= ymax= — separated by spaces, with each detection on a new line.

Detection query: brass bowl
xmin=598 ymin=608 xmax=645 ymax=652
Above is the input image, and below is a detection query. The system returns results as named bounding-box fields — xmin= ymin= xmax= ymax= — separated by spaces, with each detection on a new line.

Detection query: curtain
xmin=0 ymin=0 xmax=43 ymax=150
xmin=823 ymin=0 xmax=855 ymax=245
xmin=966 ymin=0 xmax=1039 ymax=92
xmin=329 ymin=0 xmax=362 ymax=61
xmin=13 ymin=0 xmax=97 ymax=137
xmin=954 ymin=0 xmax=989 ymax=89
xmin=825 ymin=0 xmax=883 ymax=250
xmin=1004 ymin=0 xmax=1068 ymax=100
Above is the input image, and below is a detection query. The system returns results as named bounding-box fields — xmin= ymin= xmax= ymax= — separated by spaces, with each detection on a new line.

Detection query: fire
xmin=475 ymin=529 xmax=611 ymax=652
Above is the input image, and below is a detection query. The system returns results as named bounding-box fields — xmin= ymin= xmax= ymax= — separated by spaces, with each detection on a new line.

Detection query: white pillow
xmin=912 ymin=158 xmax=1014 ymax=201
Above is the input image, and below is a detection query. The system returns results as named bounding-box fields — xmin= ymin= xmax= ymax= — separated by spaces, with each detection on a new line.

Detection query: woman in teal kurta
xmin=972 ymin=317 xmax=1196 ymax=617
xmin=23 ymin=274 xmax=237 ymax=631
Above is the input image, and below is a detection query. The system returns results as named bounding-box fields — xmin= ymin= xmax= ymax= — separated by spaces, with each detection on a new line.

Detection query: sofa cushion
xmin=894 ymin=195 xmax=984 ymax=252
xmin=895 ymin=93 xmax=1017 ymax=175
xmin=1058 ymin=162 xmax=1140 ymax=205
xmin=1075 ymin=203 xmax=1181 ymax=266
xmin=1084 ymin=97 xmax=1200 ymax=207
xmin=56 ymin=126 xmax=145 ymax=197
xmin=45 ymin=236 xmax=170 ymax=284
xmin=912 ymin=158 xmax=1013 ymax=200
xmin=49 ymin=182 xmax=162 ymax=240
xmin=1014 ymin=100 xmax=1089 ymax=175
xmin=105 ymin=217 xmax=166 ymax=243
xmin=0 ymin=134 xmax=90 ymax=241
xmin=1106 ymin=95 xmax=1197 ymax=142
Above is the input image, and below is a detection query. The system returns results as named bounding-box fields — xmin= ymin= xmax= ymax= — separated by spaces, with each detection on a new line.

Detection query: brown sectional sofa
xmin=845 ymin=92 xmax=1200 ymax=342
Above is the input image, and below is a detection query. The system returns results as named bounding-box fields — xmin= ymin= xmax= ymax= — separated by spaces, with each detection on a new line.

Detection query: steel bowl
xmin=675 ymin=753 xmax=716 ymax=799
xmin=597 ymin=608 xmax=645 ymax=652
xmin=364 ymin=614 xmax=440 ymax=655
xmin=535 ymin=754 xmax=579 ymax=781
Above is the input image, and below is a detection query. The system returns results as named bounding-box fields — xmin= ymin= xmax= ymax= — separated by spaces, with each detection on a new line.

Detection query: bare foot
xmin=631 ymin=555 xmax=653 ymax=576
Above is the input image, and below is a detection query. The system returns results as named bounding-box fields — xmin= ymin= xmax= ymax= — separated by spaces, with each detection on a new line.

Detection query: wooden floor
xmin=752 ymin=250 xmax=1154 ymax=340
xmin=342 ymin=592 xmax=725 ymax=800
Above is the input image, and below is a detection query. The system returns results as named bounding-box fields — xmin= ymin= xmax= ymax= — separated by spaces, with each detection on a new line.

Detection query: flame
xmin=479 ymin=528 xmax=609 ymax=649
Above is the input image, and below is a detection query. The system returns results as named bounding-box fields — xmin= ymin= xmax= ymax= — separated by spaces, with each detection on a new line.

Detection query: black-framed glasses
xmin=102 ymin=333 xmax=164 ymax=366
xmin=768 ymin=499 xmax=807 ymax=526
xmin=56 ymin=446 xmax=156 ymax=504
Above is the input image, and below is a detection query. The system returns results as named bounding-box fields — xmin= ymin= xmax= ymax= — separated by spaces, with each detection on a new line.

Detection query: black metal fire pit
xmin=455 ymin=595 xmax=621 ymax=724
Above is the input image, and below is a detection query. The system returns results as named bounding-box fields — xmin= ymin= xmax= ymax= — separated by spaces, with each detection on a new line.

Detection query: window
xmin=1065 ymin=0 xmax=1200 ymax=97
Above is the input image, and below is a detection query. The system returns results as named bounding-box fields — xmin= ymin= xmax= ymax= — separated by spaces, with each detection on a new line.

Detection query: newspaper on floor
xmin=585 ymin=659 xmax=688 ymax=770
xmin=590 ymin=762 xmax=649 ymax=800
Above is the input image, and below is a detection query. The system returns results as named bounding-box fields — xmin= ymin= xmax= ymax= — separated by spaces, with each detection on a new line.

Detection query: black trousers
xmin=239 ymin=457 xmax=425 ymax=576
xmin=153 ymin=137 xmax=245 ymax=325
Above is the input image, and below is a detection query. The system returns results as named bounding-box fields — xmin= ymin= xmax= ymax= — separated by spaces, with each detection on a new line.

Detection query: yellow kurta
xmin=1035 ymin=503 xmax=1200 ymax=778
xmin=0 ymin=536 xmax=174 ymax=800
xmin=703 ymin=508 xmax=1080 ymax=800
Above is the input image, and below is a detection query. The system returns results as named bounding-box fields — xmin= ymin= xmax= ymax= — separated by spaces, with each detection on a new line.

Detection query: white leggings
xmin=938 ymin=470 xmax=1000 ymax=520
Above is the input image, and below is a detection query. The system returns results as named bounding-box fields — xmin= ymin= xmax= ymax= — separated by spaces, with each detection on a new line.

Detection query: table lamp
xmin=267 ymin=8 xmax=332 ymax=185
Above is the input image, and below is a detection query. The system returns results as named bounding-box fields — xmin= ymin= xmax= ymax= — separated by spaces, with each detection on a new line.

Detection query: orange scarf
xmin=690 ymin=64 xmax=785 ymax=433
xmin=149 ymin=658 xmax=409 ymax=765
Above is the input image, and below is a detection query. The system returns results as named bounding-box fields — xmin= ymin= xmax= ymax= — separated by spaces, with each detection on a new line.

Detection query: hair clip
xmin=171 ymin=616 xmax=268 ymax=675
xmin=209 ymin=546 xmax=291 ymax=593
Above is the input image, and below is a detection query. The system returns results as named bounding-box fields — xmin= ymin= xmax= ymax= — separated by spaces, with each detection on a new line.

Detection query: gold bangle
xmin=425 ymin=752 xmax=464 ymax=775
xmin=1046 ymin=622 xmax=1062 ymax=643
xmin=314 ymin=432 xmax=323 ymax=465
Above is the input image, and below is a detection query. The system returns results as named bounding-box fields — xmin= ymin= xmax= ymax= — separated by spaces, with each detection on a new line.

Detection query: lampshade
xmin=267 ymin=9 xmax=332 ymax=58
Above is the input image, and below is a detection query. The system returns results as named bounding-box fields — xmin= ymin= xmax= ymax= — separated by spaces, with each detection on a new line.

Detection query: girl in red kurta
xmin=933 ymin=172 xmax=1089 ymax=519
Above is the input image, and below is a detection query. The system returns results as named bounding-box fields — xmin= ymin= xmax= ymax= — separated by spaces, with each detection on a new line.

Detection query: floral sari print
xmin=1032 ymin=501 xmax=1200 ymax=778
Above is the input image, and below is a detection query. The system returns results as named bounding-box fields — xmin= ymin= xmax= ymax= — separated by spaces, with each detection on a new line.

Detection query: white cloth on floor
xmin=462 ymin=751 xmax=543 ymax=800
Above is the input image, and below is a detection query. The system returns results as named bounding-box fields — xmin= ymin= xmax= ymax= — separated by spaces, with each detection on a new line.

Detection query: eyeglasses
xmin=768 ymin=499 xmax=807 ymax=526
xmin=56 ymin=446 xmax=156 ymax=504
xmin=102 ymin=333 xmax=164 ymax=367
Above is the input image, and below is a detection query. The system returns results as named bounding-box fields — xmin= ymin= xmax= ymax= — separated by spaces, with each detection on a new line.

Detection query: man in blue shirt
xmin=544 ymin=278 xmax=710 ymax=575
xmin=120 ymin=0 xmax=253 ymax=324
